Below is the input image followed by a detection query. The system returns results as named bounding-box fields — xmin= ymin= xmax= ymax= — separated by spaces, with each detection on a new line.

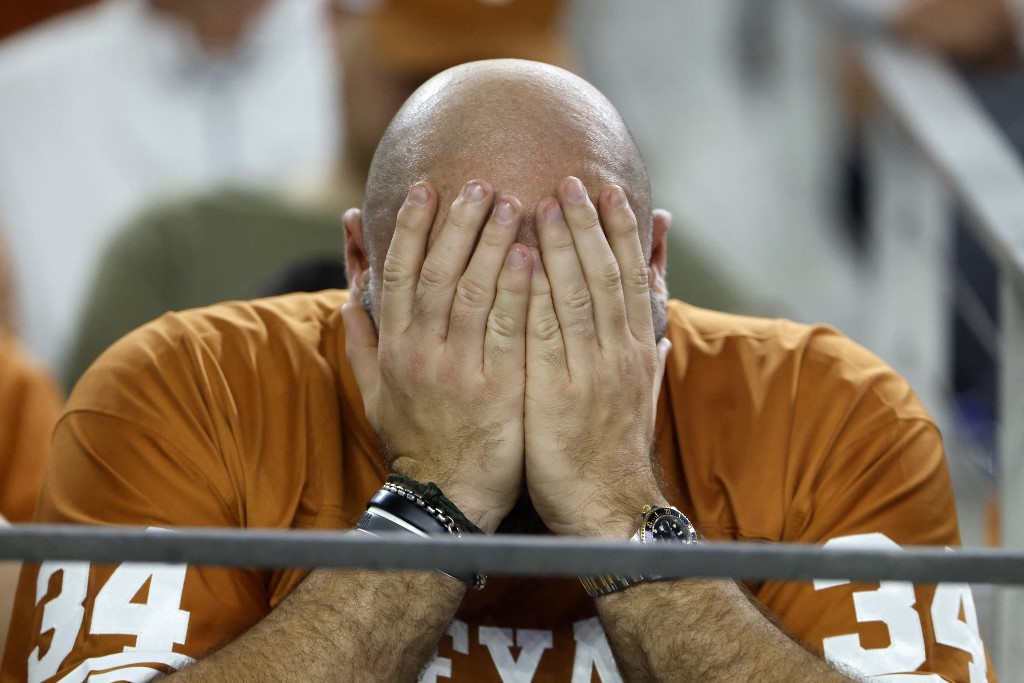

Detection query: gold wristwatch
xmin=579 ymin=504 xmax=698 ymax=597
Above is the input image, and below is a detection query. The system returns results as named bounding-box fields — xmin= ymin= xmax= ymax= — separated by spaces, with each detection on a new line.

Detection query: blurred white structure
xmin=569 ymin=0 xmax=1023 ymax=677
xmin=0 ymin=0 xmax=338 ymax=371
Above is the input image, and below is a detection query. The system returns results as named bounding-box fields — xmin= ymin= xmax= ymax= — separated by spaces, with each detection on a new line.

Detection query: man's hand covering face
xmin=342 ymin=179 xmax=533 ymax=534
xmin=342 ymin=176 xmax=667 ymax=537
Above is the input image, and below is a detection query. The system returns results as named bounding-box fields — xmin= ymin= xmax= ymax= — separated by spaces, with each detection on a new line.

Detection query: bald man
xmin=4 ymin=61 xmax=990 ymax=682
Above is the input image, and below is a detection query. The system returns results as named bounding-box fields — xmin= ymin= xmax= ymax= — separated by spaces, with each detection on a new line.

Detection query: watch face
xmin=651 ymin=514 xmax=688 ymax=541
xmin=642 ymin=507 xmax=696 ymax=543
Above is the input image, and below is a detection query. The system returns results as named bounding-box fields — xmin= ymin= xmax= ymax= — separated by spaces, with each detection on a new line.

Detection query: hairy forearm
xmin=173 ymin=567 xmax=465 ymax=682
xmin=596 ymin=578 xmax=860 ymax=683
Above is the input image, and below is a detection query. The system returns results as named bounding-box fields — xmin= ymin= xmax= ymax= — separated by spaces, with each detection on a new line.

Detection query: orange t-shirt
xmin=0 ymin=333 xmax=61 ymax=523
xmin=2 ymin=291 xmax=994 ymax=682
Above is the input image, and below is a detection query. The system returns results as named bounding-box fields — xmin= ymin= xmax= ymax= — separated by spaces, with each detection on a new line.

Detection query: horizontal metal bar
xmin=1 ymin=525 xmax=1022 ymax=585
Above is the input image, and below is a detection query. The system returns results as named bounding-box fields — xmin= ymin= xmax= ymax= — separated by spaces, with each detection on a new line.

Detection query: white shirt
xmin=0 ymin=0 xmax=339 ymax=371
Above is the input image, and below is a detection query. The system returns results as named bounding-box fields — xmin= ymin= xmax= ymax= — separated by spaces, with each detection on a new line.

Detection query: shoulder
xmin=69 ymin=291 xmax=350 ymax=415
xmin=664 ymin=300 xmax=930 ymax=423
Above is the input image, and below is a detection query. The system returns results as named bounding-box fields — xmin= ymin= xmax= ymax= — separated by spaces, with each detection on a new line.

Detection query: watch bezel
xmin=638 ymin=505 xmax=698 ymax=544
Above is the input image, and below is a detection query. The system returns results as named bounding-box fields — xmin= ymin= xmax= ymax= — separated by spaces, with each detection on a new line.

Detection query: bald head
xmin=362 ymin=59 xmax=652 ymax=269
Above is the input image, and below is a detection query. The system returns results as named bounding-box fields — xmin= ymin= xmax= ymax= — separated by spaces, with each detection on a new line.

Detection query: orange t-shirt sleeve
xmin=757 ymin=331 xmax=995 ymax=682
xmin=0 ymin=335 xmax=62 ymax=523
xmin=2 ymin=323 xmax=270 ymax=682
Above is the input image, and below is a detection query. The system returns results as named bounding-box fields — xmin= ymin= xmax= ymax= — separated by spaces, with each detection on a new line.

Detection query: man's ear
xmin=343 ymin=208 xmax=371 ymax=299
xmin=649 ymin=209 xmax=671 ymax=303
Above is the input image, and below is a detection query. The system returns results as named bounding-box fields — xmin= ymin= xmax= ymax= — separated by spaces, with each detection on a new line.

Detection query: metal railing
xmin=2 ymin=525 xmax=1024 ymax=585
xmin=817 ymin=0 xmax=1024 ymax=673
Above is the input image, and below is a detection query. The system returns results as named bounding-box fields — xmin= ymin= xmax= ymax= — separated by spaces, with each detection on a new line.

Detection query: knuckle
xmin=382 ymin=254 xmax=412 ymax=287
xmin=540 ymin=344 xmax=564 ymax=367
xmin=411 ymin=289 xmax=436 ymax=320
xmin=456 ymin=275 xmax=492 ymax=308
xmin=394 ymin=212 xmax=425 ymax=238
xmin=445 ymin=207 xmax=482 ymax=234
xmin=625 ymin=261 xmax=650 ymax=289
xmin=479 ymin=224 xmax=510 ymax=250
xmin=596 ymin=260 xmax=622 ymax=291
xmin=487 ymin=310 xmax=519 ymax=340
xmin=532 ymin=312 xmax=562 ymax=343
xmin=448 ymin=307 xmax=475 ymax=332
xmin=562 ymin=285 xmax=592 ymax=312
xmin=418 ymin=257 xmax=451 ymax=290
xmin=608 ymin=214 xmax=638 ymax=236
xmin=550 ymin=237 xmax=576 ymax=254
xmin=578 ymin=217 xmax=603 ymax=235
xmin=486 ymin=338 xmax=514 ymax=359
xmin=568 ymin=319 xmax=596 ymax=340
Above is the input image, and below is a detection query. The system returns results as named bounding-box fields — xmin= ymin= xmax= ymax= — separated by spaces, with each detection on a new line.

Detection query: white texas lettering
xmin=571 ymin=617 xmax=623 ymax=683
xmin=419 ymin=620 xmax=470 ymax=683
xmin=419 ymin=617 xmax=623 ymax=682
xmin=478 ymin=626 xmax=553 ymax=683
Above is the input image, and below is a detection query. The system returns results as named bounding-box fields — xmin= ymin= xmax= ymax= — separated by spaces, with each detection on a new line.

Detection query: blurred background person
xmin=893 ymin=0 xmax=1020 ymax=64
xmin=0 ymin=261 xmax=60 ymax=525
xmin=0 ymin=337 xmax=62 ymax=522
xmin=62 ymin=0 xmax=754 ymax=388
xmin=0 ymin=0 xmax=338 ymax=374
xmin=61 ymin=0 xmax=578 ymax=387
xmin=0 ymin=322 xmax=63 ymax=663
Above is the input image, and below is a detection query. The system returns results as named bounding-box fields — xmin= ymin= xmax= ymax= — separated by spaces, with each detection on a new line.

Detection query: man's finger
xmin=379 ymin=182 xmax=437 ymax=339
xmin=555 ymin=176 xmax=629 ymax=347
xmin=599 ymin=185 xmax=655 ymax=344
xmin=341 ymin=301 xmax=381 ymax=399
xmin=526 ymin=247 xmax=569 ymax=382
xmin=482 ymin=243 xmax=532 ymax=378
xmin=413 ymin=179 xmax=495 ymax=340
xmin=536 ymin=196 xmax=596 ymax=372
xmin=448 ymin=196 xmax=523 ymax=363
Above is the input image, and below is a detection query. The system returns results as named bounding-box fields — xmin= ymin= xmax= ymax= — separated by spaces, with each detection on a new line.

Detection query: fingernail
xmin=463 ymin=181 xmax=485 ymax=203
xmin=507 ymin=246 xmax=526 ymax=268
xmin=494 ymin=199 xmax=515 ymax=223
xmin=408 ymin=184 xmax=429 ymax=206
xmin=565 ymin=178 xmax=587 ymax=205
xmin=531 ymin=250 xmax=542 ymax=273
xmin=543 ymin=199 xmax=563 ymax=223
xmin=609 ymin=186 xmax=627 ymax=209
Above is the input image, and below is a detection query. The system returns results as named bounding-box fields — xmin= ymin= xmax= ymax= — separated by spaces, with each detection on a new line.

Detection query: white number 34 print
xmin=27 ymin=529 xmax=193 ymax=683
xmin=813 ymin=533 xmax=988 ymax=682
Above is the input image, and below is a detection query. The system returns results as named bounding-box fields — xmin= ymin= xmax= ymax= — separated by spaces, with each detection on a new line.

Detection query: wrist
xmin=440 ymin=487 xmax=507 ymax=535
xmin=582 ymin=498 xmax=670 ymax=540
xmin=388 ymin=460 xmax=508 ymax=534
xmin=556 ymin=482 xmax=668 ymax=540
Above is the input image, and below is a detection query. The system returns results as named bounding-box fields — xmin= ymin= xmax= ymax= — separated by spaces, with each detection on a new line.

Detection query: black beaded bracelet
xmin=387 ymin=473 xmax=484 ymax=535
